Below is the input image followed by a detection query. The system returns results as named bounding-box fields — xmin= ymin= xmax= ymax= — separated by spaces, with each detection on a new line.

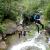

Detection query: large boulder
xmin=3 ymin=22 xmax=17 ymax=34
xmin=0 ymin=41 xmax=6 ymax=49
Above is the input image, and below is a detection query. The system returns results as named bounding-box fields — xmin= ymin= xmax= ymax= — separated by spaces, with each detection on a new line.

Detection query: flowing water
xmin=7 ymin=32 xmax=47 ymax=50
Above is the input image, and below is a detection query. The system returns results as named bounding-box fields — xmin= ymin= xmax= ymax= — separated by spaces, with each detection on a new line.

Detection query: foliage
xmin=0 ymin=0 xmax=50 ymax=33
xmin=0 ymin=23 xmax=6 ymax=33
xmin=44 ymin=3 xmax=50 ymax=20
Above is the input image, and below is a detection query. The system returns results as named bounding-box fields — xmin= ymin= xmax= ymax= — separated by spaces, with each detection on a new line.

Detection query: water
xmin=9 ymin=32 xmax=46 ymax=50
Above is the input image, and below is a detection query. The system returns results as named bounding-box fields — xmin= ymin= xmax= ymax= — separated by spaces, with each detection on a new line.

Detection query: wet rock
xmin=1 ymin=22 xmax=17 ymax=39
xmin=3 ymin=23 xmax=17 ymax=34
xmin=21 ymin=46 xmax=41 ymax=50
xmin=35 ymin=31 xmax=46 ymax=43
xmin=0 ymin=34 xmax=2 ymax=41
xmin=48 ymin=38 xmax=50 ymax=44
xmin=0 ymin=41 xmax=6 ymax=49
xmin=45 ymin=25 xmax=50 ymax=35
xmin=48 ymin=37 xmax=50 ymax=47
xmin=17 ymin=25 xmax=23 ymax=31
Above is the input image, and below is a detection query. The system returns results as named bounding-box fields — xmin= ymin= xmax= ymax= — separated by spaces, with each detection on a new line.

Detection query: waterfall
xmin=10 ymin=32 xmax=46 ymax=50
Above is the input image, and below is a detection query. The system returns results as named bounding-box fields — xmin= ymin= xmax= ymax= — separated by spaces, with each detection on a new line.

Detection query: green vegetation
xmin=0 ymin=0 xmax=50 ymax=36
xmin=0 ymin=0 xmax=50 ymax=50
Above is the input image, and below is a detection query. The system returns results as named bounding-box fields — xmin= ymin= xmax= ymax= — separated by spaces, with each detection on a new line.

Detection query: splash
xmin=10 ymin=32 xmax=46 ymax=50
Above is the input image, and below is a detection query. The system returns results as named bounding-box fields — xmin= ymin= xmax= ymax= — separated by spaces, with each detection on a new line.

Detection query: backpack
xmin=34 ymin=14 xmax=40 ymax=20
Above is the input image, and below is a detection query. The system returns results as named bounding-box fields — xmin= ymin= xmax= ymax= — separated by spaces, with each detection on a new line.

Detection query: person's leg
xmin=34 ymin=20 xmax=39 ymax=33
xmin=20 ymin=31 xmax=22 ymax=36
xmin=36 ymin=23 xmax=39 ymax=33
xmin=23 ymin=31 xmax=26 ymax=36
xmin=37 ymin=20 xmax=44 ymax=29
xmin=19 ymin=33 xmax=20 ymax=38
xmin=19 ymin=31 xmax=22 ymax=38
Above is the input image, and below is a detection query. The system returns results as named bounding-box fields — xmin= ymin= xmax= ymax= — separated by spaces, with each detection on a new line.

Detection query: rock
xmin=3 ymin=23 xmax=17 ymax=34
xmin=0 ymin=34 xmax=2 ymax=41
xmin=1 ymin=22 xmax=17 ymax=39
xmin=45 ymin=25 xmax=50 ymax=35
xmin=21 ymin=46 xmax=41 ymax=50
xmin=17 ymin=25 xmax=23 ymax=31
xmin=0 ymin=41 xmax=6 ymax=49
xmin=48 ymin=37 xmax=50 ymax=44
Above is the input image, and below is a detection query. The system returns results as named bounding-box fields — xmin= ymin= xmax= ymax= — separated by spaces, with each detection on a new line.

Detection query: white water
xmin=10 ymin=32 xmax=46 ymax=50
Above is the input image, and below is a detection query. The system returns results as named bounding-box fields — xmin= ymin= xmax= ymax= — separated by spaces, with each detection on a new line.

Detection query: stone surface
xmin=21 ymin=46 xmax=41 ymax=50
xmin=0 ymin=34 xmax=2 ymax=41
xmin=0 ymin=41 xmax=6 ymax=49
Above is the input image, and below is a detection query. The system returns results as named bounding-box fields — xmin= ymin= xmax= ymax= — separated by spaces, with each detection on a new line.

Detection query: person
xmin=19 ymin=31 xmax=22 ymax=38
xmin=23 ymin=31 xmax=26 ymax=36
xmin=31 ymin=13 xmax=44 ymax=33
xmin=23 ymin=13 xmax=44 ymax=33
xmin=35 ymin=13 xmax=44 ymax=32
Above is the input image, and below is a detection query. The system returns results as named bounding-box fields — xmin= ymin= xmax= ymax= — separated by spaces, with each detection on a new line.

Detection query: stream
xmin=7 ymin=32 xmax=47 ymax=50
